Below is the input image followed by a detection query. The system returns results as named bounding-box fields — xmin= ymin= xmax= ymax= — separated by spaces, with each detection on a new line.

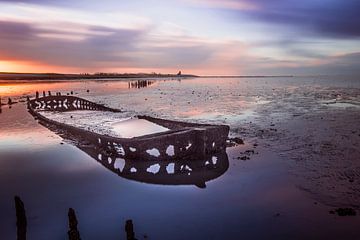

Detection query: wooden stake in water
xmin=14 ymin=196 xmax=27 ymax=240
xmin=125 ymin=219 xmax=137 ymax=240
xmin=68 ymin=208 xmax=81 ymax=240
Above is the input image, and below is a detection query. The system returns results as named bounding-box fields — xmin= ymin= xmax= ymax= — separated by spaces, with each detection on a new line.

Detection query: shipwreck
xmin=27 ymin=95 xmax=230 ymax=187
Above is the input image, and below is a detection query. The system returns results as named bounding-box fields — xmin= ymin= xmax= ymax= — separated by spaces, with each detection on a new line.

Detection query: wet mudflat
xmin=0 ymin=76 xmax=360 ymax=239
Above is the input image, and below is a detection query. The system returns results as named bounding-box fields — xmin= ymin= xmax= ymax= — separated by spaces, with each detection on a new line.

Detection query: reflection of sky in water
xmin=0 ymin=79 xmax=157 ymax=98
xmin=0 ymin=104 xmax=60 ymax=151
xmin=111 ymin=118 xmax=169 ymax=138
xmin=40 ymin=111 xmax=169 ymax=138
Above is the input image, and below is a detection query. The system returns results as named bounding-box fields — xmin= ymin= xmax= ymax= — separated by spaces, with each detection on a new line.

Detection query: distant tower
xmin=177 ymin=71 xmax=182 ymax=76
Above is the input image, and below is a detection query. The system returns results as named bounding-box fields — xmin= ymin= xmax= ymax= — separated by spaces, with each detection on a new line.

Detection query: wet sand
xmin=0 ymin=76 xmax=360 ymax=239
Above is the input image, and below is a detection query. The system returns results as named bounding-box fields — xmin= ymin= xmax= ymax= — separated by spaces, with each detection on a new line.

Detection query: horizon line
xmin=0 ymin=72 xmax=357 ymax=79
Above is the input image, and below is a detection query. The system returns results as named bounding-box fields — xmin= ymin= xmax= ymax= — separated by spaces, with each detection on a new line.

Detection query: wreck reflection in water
xmin=45 ymin=123 xmax=229 ymax=188
xmin=85 ymin=144 xmax=228 ymax=188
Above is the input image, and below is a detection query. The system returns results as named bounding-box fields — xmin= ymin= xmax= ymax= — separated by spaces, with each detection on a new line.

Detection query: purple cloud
xmin=0 ymin=20 xmax=216 ymax=71
xmin=232 ymin=0 xmax=360 ymax=38
xmin=250 ymin=52 xmax=360 ymax=76
xmin=0 ymin=21 xmax=145 ymax=67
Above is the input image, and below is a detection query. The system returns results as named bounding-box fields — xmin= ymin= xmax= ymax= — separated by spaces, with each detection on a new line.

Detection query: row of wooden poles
xmin=14 ymin=196 xmax=137 ymax=240
xmin=128 ymin=80 xmax=154 ymax=89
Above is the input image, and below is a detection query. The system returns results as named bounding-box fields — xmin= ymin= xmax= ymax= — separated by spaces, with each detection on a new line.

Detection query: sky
xmin=0 ymin=0 xmax=359 ymax=75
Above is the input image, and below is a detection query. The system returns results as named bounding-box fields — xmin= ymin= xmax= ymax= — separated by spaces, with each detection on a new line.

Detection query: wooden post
xmin=67 ymin=208 xmax=81 ymax=240
xmin=14 ymin=196 xmax=27 ymax=240
xmin=125 ymin=219 xmax=137 ymax=240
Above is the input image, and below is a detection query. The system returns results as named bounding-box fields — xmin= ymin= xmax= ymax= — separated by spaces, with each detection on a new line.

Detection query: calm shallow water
xmin=1 ymin=76 xmax=360 ymax=239
xmin=40 ymin=111 xmax=170 ymax=138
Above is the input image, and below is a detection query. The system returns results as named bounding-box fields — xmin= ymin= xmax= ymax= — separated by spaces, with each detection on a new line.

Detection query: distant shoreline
xmin=199 ymin=75 xmax=294 ymax=78
xmin=0 ymin=72 xmax=296 ymax=81
xmin=0 ymin=72 xmax=198 ymax=81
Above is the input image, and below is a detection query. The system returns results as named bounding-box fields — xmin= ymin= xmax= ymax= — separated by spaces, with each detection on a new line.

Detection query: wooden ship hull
xmin=27 ymin=95 xmax=230 ymax=187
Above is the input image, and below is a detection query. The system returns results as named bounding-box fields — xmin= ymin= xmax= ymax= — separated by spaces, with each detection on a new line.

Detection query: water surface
xmin=1 ymin=76 xmax=360 ymax=239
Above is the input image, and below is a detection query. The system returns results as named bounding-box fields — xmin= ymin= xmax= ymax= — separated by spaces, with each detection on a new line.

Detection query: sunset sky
xmin=0 ymin=0 xmax=359 ymax=75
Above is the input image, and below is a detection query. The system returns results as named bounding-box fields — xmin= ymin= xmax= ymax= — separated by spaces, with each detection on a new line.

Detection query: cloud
xmin=1 ymin=19 xmax=359 ymax=75
xmin=8 ymin=0 xmax=360 ymax=40
xmin=0 ymin=20 xmax=145 ymax=67
xmin=243 ymin=52 xmax=360 ymax=76
xmin=0 ymin=0 xmax=71 ymax=5
xmin=300 ymin=52 xmax=360 ymax=75
xmin=184 ymin=0 xmax=257 ymax=10
xmin=0 ymin=20 xmax=220 ymax=72
xmin=213 ymin=0 xmax=360 ymax=39
xmin=1 ymin=1 xmax=359 ymax=75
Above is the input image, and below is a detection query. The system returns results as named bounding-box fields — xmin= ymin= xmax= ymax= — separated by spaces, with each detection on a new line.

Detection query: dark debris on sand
xmin=237 ymin=149 xmax=258 ymax=161
xmin=329 ymin=208 xmax=357 ymax=216
xmin=227 ymin=137 xmax=244 ymax=146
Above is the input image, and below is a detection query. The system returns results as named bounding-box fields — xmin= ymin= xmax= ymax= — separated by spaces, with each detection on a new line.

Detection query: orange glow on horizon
xmin=0 ymin=60 xmax=241 ymax=76
xmin=0 ymin=60 xmax=204 ymax=75
xmin=0 ymin=60 xmax=77 ymax=74
xmin=0 ymin=79 xmax=158 ymax=98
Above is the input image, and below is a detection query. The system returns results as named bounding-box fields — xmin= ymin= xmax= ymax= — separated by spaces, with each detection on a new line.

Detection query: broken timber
xmin=27 ymin=95 xmax=229 ymax=187
xmin=28 ymin=95 xmax=229 ymax=160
